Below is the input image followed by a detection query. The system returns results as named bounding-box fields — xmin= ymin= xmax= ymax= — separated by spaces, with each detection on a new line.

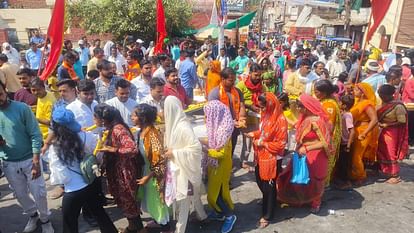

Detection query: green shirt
xmin=236 ymin=81 xmax=254 ymax=107
xmin=0 ymin=101 xmax=43 ymax=161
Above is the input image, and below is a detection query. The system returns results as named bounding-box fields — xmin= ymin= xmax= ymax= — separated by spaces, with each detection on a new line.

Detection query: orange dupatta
xmin=253 ymin=93 xmax=288 ymax=177
xmin=62 ymin=61 xmax=79 ymax=81
xmin=125 ymin=61 xmax=141 ymax=81
xmin=219 ymin=83 xmax=241 ymax=120
xmin=206 ymin=61 xmax=222 ymax=96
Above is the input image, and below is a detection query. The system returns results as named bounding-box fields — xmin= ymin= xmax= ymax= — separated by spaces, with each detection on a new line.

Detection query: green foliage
xmin=66 ymin=0 xmax=193 ymax=42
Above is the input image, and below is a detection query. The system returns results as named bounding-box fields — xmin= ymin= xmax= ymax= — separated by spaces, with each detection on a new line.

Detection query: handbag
xmin=258 ymin=154 xmax=277 ymax=181
xmin=290 ymin=152 xmax=310 ymax=185
xmin=70 ymin=132 xmax=99 ymax=184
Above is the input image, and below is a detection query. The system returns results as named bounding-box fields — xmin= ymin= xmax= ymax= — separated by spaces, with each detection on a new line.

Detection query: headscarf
xmin=245 ymin=76 xmax=263 ymax=106
xmin=164 ymin=96 xmax=202 ymax=201
xmin=2 ymin=42 xmax=19 ymax=65
xmin=204 ymin=100 xmax=234 ymax=150
xmin=356 ymin=82 xmax=376 ymax=105
xmin=103 ymin=40 xmax=114 ymax=58
xmin=296 ymin=94 xmax=332 ymax=153
xmin=206 ymin=60 xmax=222 ymax=96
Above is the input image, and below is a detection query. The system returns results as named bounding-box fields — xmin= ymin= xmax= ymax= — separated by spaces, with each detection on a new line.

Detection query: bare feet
xmin=385 ymin=176 xmax=401 ymax=184
xmin=256 ymin=218 xmax=269 ymax=229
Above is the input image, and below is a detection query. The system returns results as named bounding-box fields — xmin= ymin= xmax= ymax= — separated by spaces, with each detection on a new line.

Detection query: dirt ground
xmin=1 ymin=149 xmax=414 ymax=233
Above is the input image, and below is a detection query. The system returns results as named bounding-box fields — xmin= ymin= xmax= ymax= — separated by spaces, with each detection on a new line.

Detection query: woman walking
xmin=131 ymin=104 xmax=170 ymax=229
xmin=314 ymin=79 xmax=342 ymax=185
xmin=163 ymin=96 xmax=207 ymax=233
xmin=49 ymin=107 xmax=117 ymax=233
xmin=377 ymin=85 xmax=409 ymax=184
xmin=246 ymin=93 xmax=287 ymax=228
xmin=203 ymin=100 xmax=237 ymax=233
xmin=349 ymin=83 xmax=379 ymax=185
xmin=94 ymin=104 xmax=145 ymax=233
xmin=277 ymin=94 xmax=332 ymax=214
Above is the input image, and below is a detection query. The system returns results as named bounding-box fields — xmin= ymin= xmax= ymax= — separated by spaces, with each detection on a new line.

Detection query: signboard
xmin=227 ymin=0 xmax=244 ymax=11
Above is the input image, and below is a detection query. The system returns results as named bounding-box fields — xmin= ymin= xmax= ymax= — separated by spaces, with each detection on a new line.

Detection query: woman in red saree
xmin=377 ymin=85 xmax=409 ymax=184
xmin=246 ymin=92 xmax=287 ymax=228
xmin=277 ymin=94 xmax=332 ymax=214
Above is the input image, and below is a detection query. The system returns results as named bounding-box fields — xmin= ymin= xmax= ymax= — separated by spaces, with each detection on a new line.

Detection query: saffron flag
xmin=40 ymin=0 xmax=65 ymax=81
xmin=366 ymin=0 xmax=392 ymax=43
xmin=154 ymin=0 xmax=167 ymax=55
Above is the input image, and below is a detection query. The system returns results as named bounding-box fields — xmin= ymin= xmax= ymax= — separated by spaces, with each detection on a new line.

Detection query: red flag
xmin=154 ymin=0 xmax=167 ymax=55
xmin=366 ymin=0 xmax=392 ymax=43
xmin=40 ymin=0 xmax=65 ymax=80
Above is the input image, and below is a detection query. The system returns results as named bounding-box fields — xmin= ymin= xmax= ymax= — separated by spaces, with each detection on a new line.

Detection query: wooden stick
xmin=355 ymin=9 xmax=373 ymax=83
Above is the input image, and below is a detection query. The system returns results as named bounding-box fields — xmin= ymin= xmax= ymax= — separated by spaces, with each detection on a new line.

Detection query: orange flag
xmin=366 ymin=0 xmax=392 ymax=43
xmin=40 ymin=0 xmax=65 ymax=81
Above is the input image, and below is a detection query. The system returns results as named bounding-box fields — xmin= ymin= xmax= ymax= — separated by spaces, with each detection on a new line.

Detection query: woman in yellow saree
xmin=314 ymin=79 xmax=342 ymax=186
xmin=349 ymin=82 xmax=379 ymax=184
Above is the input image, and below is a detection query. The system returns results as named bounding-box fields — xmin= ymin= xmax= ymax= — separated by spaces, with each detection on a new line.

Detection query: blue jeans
xmin=216 ymin=190 xmax=232 ymax=216
xmin=184 ymin=87 xmax=194 ymax=99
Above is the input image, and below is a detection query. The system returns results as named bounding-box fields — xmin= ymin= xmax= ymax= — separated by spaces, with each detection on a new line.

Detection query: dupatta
xmin=296 ymin=94 xmax=332 ymax=154
xmin=164 ymin=96 xmax=202 ymax=201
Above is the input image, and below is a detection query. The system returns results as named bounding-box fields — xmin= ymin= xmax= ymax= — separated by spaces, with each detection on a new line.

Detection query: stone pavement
xmin=1 ymin=153 xmax=414 ymax=233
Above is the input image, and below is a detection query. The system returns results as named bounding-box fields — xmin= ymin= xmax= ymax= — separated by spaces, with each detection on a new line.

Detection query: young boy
xmin=14 ymin=68 xmax=37 ymax=112
xmin=335 ymin=95 xmax=355 ymax=189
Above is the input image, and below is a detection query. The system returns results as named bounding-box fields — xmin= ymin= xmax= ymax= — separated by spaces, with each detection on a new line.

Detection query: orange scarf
xmin=219 ymin=83 xmax=240 ymax=120
xmin=62 ymin=61 xmax=79 ymax=81
xmin=125 ymin=61 xmax=141 ymax=81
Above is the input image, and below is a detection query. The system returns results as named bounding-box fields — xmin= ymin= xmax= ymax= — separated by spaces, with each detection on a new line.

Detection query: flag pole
xmin=37 ymin=31 xmax=49 ymax=77
xmin=355 ymin=9 xmax=373 ymax=83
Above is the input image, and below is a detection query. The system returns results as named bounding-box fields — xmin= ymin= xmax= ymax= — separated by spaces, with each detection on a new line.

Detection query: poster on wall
xmin=228 ymin=0 xmax=244 ymax=11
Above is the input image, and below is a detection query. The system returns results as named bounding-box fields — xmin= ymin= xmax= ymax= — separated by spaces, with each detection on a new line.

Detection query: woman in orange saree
xmin=377 ymin=85 xmax=409 ymax=184
xmin=205 ymin=60 xmax=222 ymax=97
xmin=277 ymin=94 xmax=332 ymax=214
xmin=349 ymin=82 xmax=379 ymax=185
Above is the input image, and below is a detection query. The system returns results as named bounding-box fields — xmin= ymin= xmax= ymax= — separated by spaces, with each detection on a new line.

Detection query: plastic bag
xmin=290 ymin=152 xmax=310 ymax=185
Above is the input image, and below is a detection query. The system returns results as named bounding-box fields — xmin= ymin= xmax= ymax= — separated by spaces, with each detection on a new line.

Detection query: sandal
xmin=256 ymin=218 xmax=269 ymax=229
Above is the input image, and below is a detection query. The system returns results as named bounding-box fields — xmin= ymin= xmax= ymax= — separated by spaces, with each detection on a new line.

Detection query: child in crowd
xmin=334 ymin=95 xmax=355 ymax=189
xmin=87 ymin=69 xmax=100 ymax=80
xmin=277 ymin=92 xmax=297 ymax=151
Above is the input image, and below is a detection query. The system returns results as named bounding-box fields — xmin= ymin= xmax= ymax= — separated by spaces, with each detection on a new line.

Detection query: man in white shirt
xmin=108 ymin=46 xmax=126 ymax=76
xmin=326 ymin=51 xmax=346 ymax=78
xmin=105 ymin=79 xmax=137 ymax=126
xmin=131 ymin=59 xmax=152 ymax=102
xmin=66 ymin=79 xmax=98 ymax=129
xmin=216 ymin=47 xmax=229 ymax=70
xmin=142 ymin=77 xmax=165 ymax=118
xmin=75 ymin=40 xmax=90 ymax=76
xmin=153 ymin=54 xmax=172 ymax=81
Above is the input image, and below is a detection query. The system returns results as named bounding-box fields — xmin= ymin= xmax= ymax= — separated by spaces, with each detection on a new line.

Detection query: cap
xmin=78 ymin=40 xmax=85 ymax=45
xmin=136 ymin=39 xmax=144 ymax=44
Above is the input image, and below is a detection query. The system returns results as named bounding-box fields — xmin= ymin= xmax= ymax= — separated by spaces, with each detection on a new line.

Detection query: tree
xmin=66 ymin=0 xmax=193 ymax=42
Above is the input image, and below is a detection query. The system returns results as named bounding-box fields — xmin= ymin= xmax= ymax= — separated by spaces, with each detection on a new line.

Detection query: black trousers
xmin=335 ymin=145 xmax=351 ymax=181
xmin=62 ymin=179 xmax=117 ymax=233
xmin=408 ymin=111 xmax=414 ymax=144
xmin=255 ymin=159 xmax=282 ymax=221
xmin=231 ymin=128 xmax=240 ymax=156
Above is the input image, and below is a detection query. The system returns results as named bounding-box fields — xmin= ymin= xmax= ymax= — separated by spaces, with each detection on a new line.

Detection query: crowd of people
xmin=0 ymin=32 xmax=413 ymax=233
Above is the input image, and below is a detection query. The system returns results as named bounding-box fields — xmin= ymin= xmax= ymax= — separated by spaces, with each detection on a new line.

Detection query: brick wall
xmin=8 ymin=0 xmax=49 ymax=9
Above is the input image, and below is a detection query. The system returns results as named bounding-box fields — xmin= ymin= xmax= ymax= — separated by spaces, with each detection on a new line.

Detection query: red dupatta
xmin=245 ymin=76 xmax=263 ymax=106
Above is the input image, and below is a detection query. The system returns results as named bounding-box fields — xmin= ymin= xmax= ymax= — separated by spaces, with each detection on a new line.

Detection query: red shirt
xmin=164 ymin=83 xmax=191 ymax=108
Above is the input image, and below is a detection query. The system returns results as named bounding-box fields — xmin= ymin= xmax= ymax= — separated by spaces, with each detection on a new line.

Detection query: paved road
xmin=1 ymin=153 xmax=414 ymax=233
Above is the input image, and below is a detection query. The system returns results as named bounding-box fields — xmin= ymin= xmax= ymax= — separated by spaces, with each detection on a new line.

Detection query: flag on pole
xmin=154 ymin=0 xmax=167 ymax=55
xmin=366 ymin=0 xmax=392 ymax=43
xmin=210 ymin=0 xmax=219 ymax=26
xmin=40 ymin=0 xmax=65 ymax=81
xmin=220 ymin=0 xmax=228 ymax=25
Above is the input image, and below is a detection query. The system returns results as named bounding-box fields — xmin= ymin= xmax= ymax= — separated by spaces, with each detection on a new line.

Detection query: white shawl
xmin=164 ymin=96 xmax=202 ymax=201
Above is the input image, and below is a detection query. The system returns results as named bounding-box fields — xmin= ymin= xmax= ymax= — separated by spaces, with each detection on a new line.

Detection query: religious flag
xmin=210 ymin=0 xmax=219 ymax=26
xmin=220 ymin=0 xmax=228 ymax=24
xmin=154 ymin=0 xmax=167 ymax=55
xmin=40 ymin=0 xmax=65 ymax=81
xmin=366 ymin=0 xmax=392 ymax=43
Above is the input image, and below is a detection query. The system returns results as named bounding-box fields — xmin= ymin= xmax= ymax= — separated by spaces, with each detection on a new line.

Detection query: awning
xmin=224 ymin=11 xmax=256 ymax=29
